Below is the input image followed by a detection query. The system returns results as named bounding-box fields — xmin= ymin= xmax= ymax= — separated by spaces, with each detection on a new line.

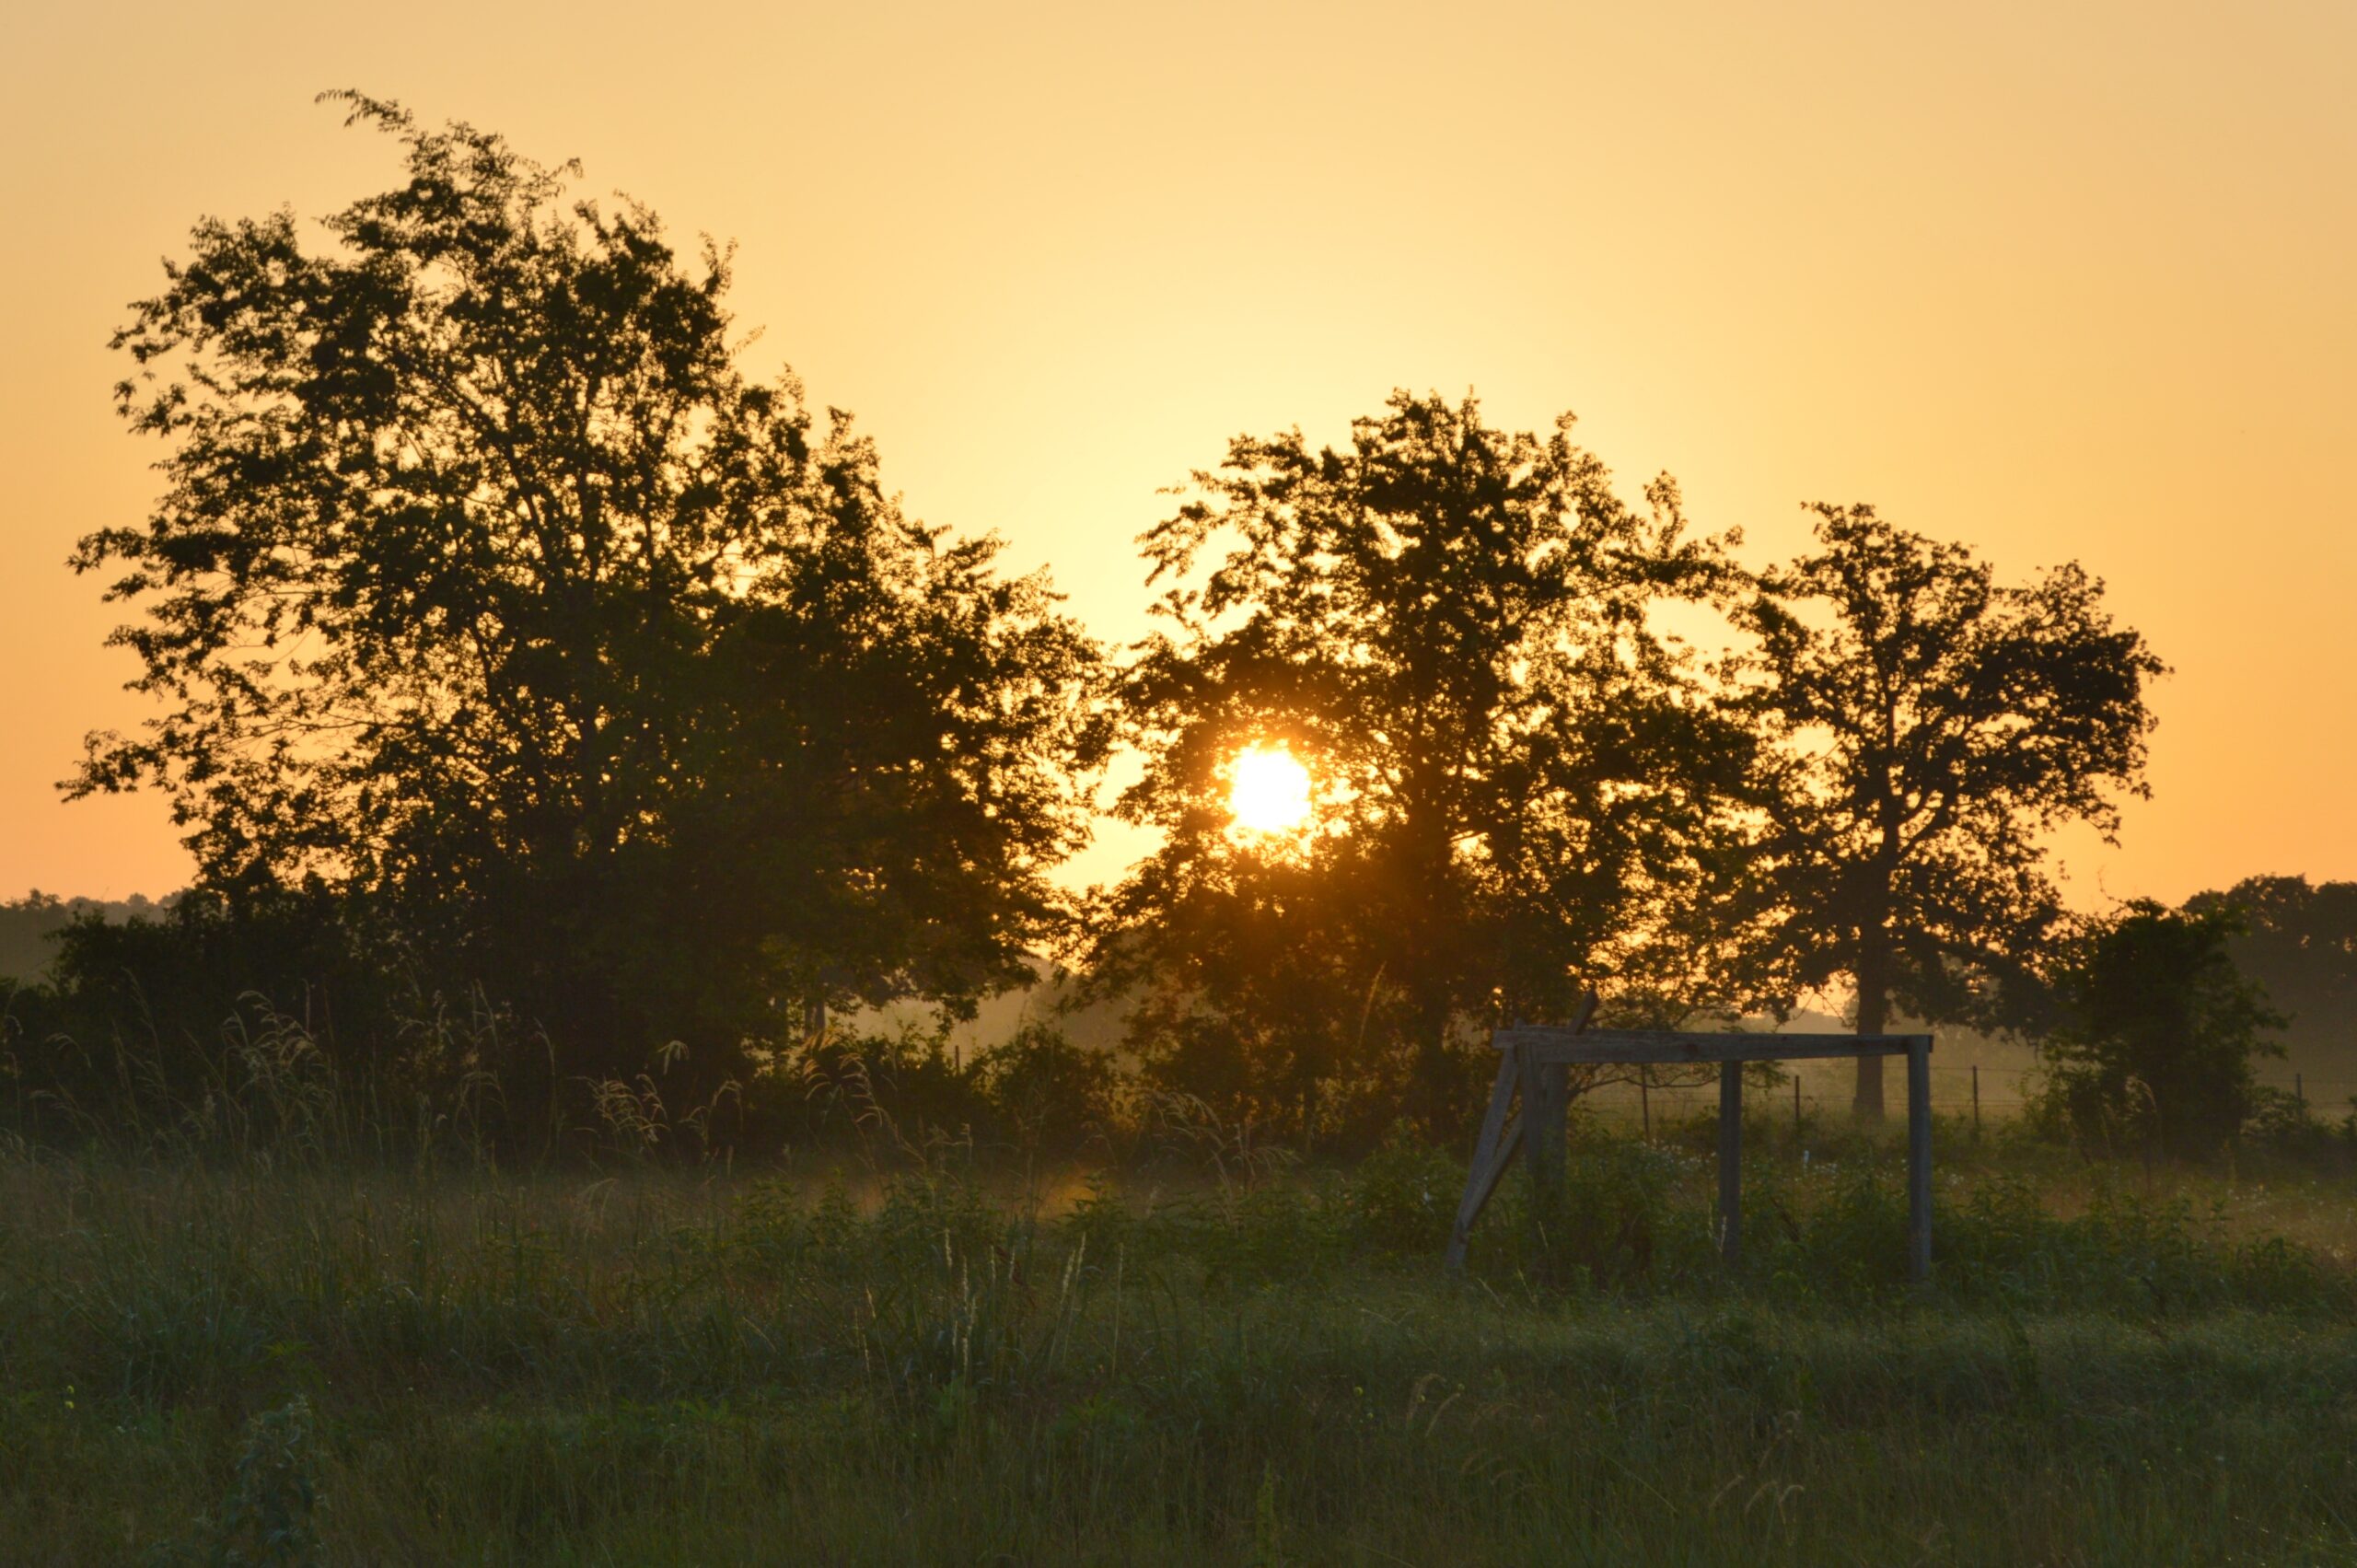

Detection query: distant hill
xmin=0 ymin=892 xmax=174 ymax=984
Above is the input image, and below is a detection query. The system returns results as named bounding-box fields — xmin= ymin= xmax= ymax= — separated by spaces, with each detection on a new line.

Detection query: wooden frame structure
xmin=1446 ymin=1006 xmax=1935 ymax=1283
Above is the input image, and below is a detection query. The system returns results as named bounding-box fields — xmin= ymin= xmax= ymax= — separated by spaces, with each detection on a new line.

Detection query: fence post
xmin=1717 ymin=1062 xmax=1743 ymax=1268
xmin=1971 ymin=1063 xmax=1980 ymax=1140
xmin=1794 ymin=1073 xmax=1802 ymax=1136
xmin=1517 ymin=1037 xmax=1553 ymax=1196
xmin=1907 ymin=1040 xmax=1933 ymax=1285
xmin=2296 ymin=1073 xmax=2305 ymax=1113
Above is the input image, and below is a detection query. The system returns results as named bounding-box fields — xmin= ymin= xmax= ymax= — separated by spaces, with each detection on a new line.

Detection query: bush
xmin=149 ymin=1396 xmax=322 ymax=1567
xmin=2035 ymin=902 xmax=2284 ymax=1160
xmin=1334 ymin=1132 xmax=1460 ymax=1258
xmin=970 ymin=1026 xmax=1122 ymax=1154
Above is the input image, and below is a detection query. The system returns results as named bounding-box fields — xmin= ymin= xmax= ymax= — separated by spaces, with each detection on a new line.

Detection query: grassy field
xmin=4 ymin=1121 xmax=2354 ymax=1565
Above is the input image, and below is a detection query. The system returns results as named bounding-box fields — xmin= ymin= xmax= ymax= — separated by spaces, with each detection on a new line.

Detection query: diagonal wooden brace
xmin=1446 ymin=1045 xmax=1522 ymax=1272
xmin=1445 ymin=993 xmax=1596 ymax=1272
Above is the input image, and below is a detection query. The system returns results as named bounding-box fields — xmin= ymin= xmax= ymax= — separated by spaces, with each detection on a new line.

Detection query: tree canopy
xmin=1096 ymin=391 xmax=1747 ymax=1138
xmin=72 ymin=96 xmax=1107 ymax=1081
xmin=52 ymin=95 xmax=2218 ymax=1153
xmin=1731 ymin=505 xmax=2165 ymax=1115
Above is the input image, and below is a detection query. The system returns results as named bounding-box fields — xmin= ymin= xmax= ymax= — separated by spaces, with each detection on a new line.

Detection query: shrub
xmin=1334 ymin=1132 xmax=1459 ymax=1258
xmin=787 ymin=1022 xmax=991 ymax=1151
xmin=2035 ymin=901 xmax=2284 ymax=1160
xmin=970 ymin=1025 xmax=1123 ymax=1154
xmin=149 ymin=1396 xmax=321 ymax=1567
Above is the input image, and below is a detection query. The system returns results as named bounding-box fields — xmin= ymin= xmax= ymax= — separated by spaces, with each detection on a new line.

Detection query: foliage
xmin=969 ymin=1024 xmax=1123 ymax=1155
xmin=69 ymin=96 xmax=1106 ymax=1095
xmin=2034 ymin=900 xmax=2285 ymax=1160
xmin=1330 ymin=1131 xmax=1461 ymax=1258
xmin=149 ymin=1397 xmax=322 ymax=1568
xmin=1730 ymin=505 xmax=2165 ymax=1115
xmin=1099 ymin=390 xmax=1748 ymax=1138
xmin=2184 ymin=874 xmax=2357 ymax=1066
xmin=1515 ymin=1125 xmax=1685 ymax=1288
xmin=787 ymin=1021 xmax=981 ymax=1144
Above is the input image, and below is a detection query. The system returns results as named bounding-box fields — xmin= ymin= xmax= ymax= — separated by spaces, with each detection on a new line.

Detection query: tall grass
xmin=4 ymin=1127 xmax=2353 ymax=1564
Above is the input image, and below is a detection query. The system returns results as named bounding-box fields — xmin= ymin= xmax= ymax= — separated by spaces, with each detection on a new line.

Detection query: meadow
xmin=5 ymin=1108 xmax=2354 ymax=1566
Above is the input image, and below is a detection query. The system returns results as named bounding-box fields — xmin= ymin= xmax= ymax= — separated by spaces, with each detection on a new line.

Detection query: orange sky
xmin=3 ymin=0 xmax=2351 ymax=905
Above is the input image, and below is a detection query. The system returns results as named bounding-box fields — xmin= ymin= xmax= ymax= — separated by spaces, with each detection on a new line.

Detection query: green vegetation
xmin=54 ymin=99 xmax=2182 ymax=1150
xmin=17 ymin=93 xmax=2357 ymax=1566
xmin=5 ymin=1120 xmax=2354 ymax=1565
xmin=2037 ymin=901 xmax=2289 ymax=1160
xmin=74 ymin=97 xmax=1107 ymax=1109
xmin=1728 ymin=505 xmax=2164 ymax=1120
xmin=1101 ymin=391 xmax=1744 ymax=1138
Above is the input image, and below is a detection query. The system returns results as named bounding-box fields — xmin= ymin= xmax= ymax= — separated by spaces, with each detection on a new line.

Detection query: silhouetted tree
xmin=2184 ymin=876 xmax=2357 ymax=1071
xmin=2038 ymin=900 xmax=2283 ymax=1160
xmin=71 ymin=96 xmax=1107 ymax=1090
xmin=1098 ymin=391 xmax=1747 ymax=1140
xmin=1732 ymin=505 xmax=2164 ymax=1118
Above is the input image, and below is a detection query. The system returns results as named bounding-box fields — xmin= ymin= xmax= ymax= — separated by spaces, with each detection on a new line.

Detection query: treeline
xmin=0 ymin=892 xmax=168 ymax=983
xmin=1 ymin=98 xmax=2340 ymax=1164
xmin=11 ymin=874 xmax=2349 ymax=1167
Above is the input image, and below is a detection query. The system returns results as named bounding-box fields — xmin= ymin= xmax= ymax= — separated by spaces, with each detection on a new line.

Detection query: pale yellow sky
xmin=2 ymin=0 xmax=2351 ymax=904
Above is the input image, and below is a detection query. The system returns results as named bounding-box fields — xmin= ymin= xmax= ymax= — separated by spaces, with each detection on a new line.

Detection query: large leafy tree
xmin=71 ymin=97 xmax=1106 ymax=1081
xmin=1099 ymin=391 xmax=1746 ymax=1140
xmin=1733 ymin=505 xmax=2164 ymax=1117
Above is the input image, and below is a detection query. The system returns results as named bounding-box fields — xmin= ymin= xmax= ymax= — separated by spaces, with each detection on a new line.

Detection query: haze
xmin=3 ymin=0 xmax=2351 ymax=902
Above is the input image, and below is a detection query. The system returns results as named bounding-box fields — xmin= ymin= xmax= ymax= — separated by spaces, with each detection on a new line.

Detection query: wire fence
xmin=1571 ymin=1061 xmax=2357 ymax=1131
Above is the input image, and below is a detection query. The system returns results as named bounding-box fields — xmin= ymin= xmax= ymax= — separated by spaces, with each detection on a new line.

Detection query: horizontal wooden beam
xmin=1492 ymin=1029 xmax=1933 ymax=1066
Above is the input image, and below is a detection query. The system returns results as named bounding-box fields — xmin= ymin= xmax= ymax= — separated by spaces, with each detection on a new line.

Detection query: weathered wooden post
xmin=1907 ymin=1038 xmax=1933 ymax=1284
xmin=1521 ymin=1039 xmax=1566 ymax=1197
xmin=1717 ymin=1061 xmax=1742 ymax=1267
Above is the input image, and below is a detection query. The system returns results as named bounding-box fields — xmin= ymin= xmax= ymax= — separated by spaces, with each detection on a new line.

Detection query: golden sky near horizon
xmin=2 ymin=0 xmax=2351 ymax=906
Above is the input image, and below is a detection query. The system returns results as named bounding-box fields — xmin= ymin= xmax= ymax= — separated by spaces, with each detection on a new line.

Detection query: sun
xmin=1228 ymin=743 xmax=1313 ymax=835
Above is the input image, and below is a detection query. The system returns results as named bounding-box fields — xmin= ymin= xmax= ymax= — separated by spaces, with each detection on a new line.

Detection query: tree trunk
xmin=1853 ymin=929 xmax=1888 ymax=1121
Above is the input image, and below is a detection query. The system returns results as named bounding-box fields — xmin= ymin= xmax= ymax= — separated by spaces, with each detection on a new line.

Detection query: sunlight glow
xmin=1228 ymin=744 xmax=1313 ymax=835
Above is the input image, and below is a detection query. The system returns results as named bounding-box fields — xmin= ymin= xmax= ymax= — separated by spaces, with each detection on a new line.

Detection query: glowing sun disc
xmin=1229 ymin=744 xmax=1312 ymax=834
